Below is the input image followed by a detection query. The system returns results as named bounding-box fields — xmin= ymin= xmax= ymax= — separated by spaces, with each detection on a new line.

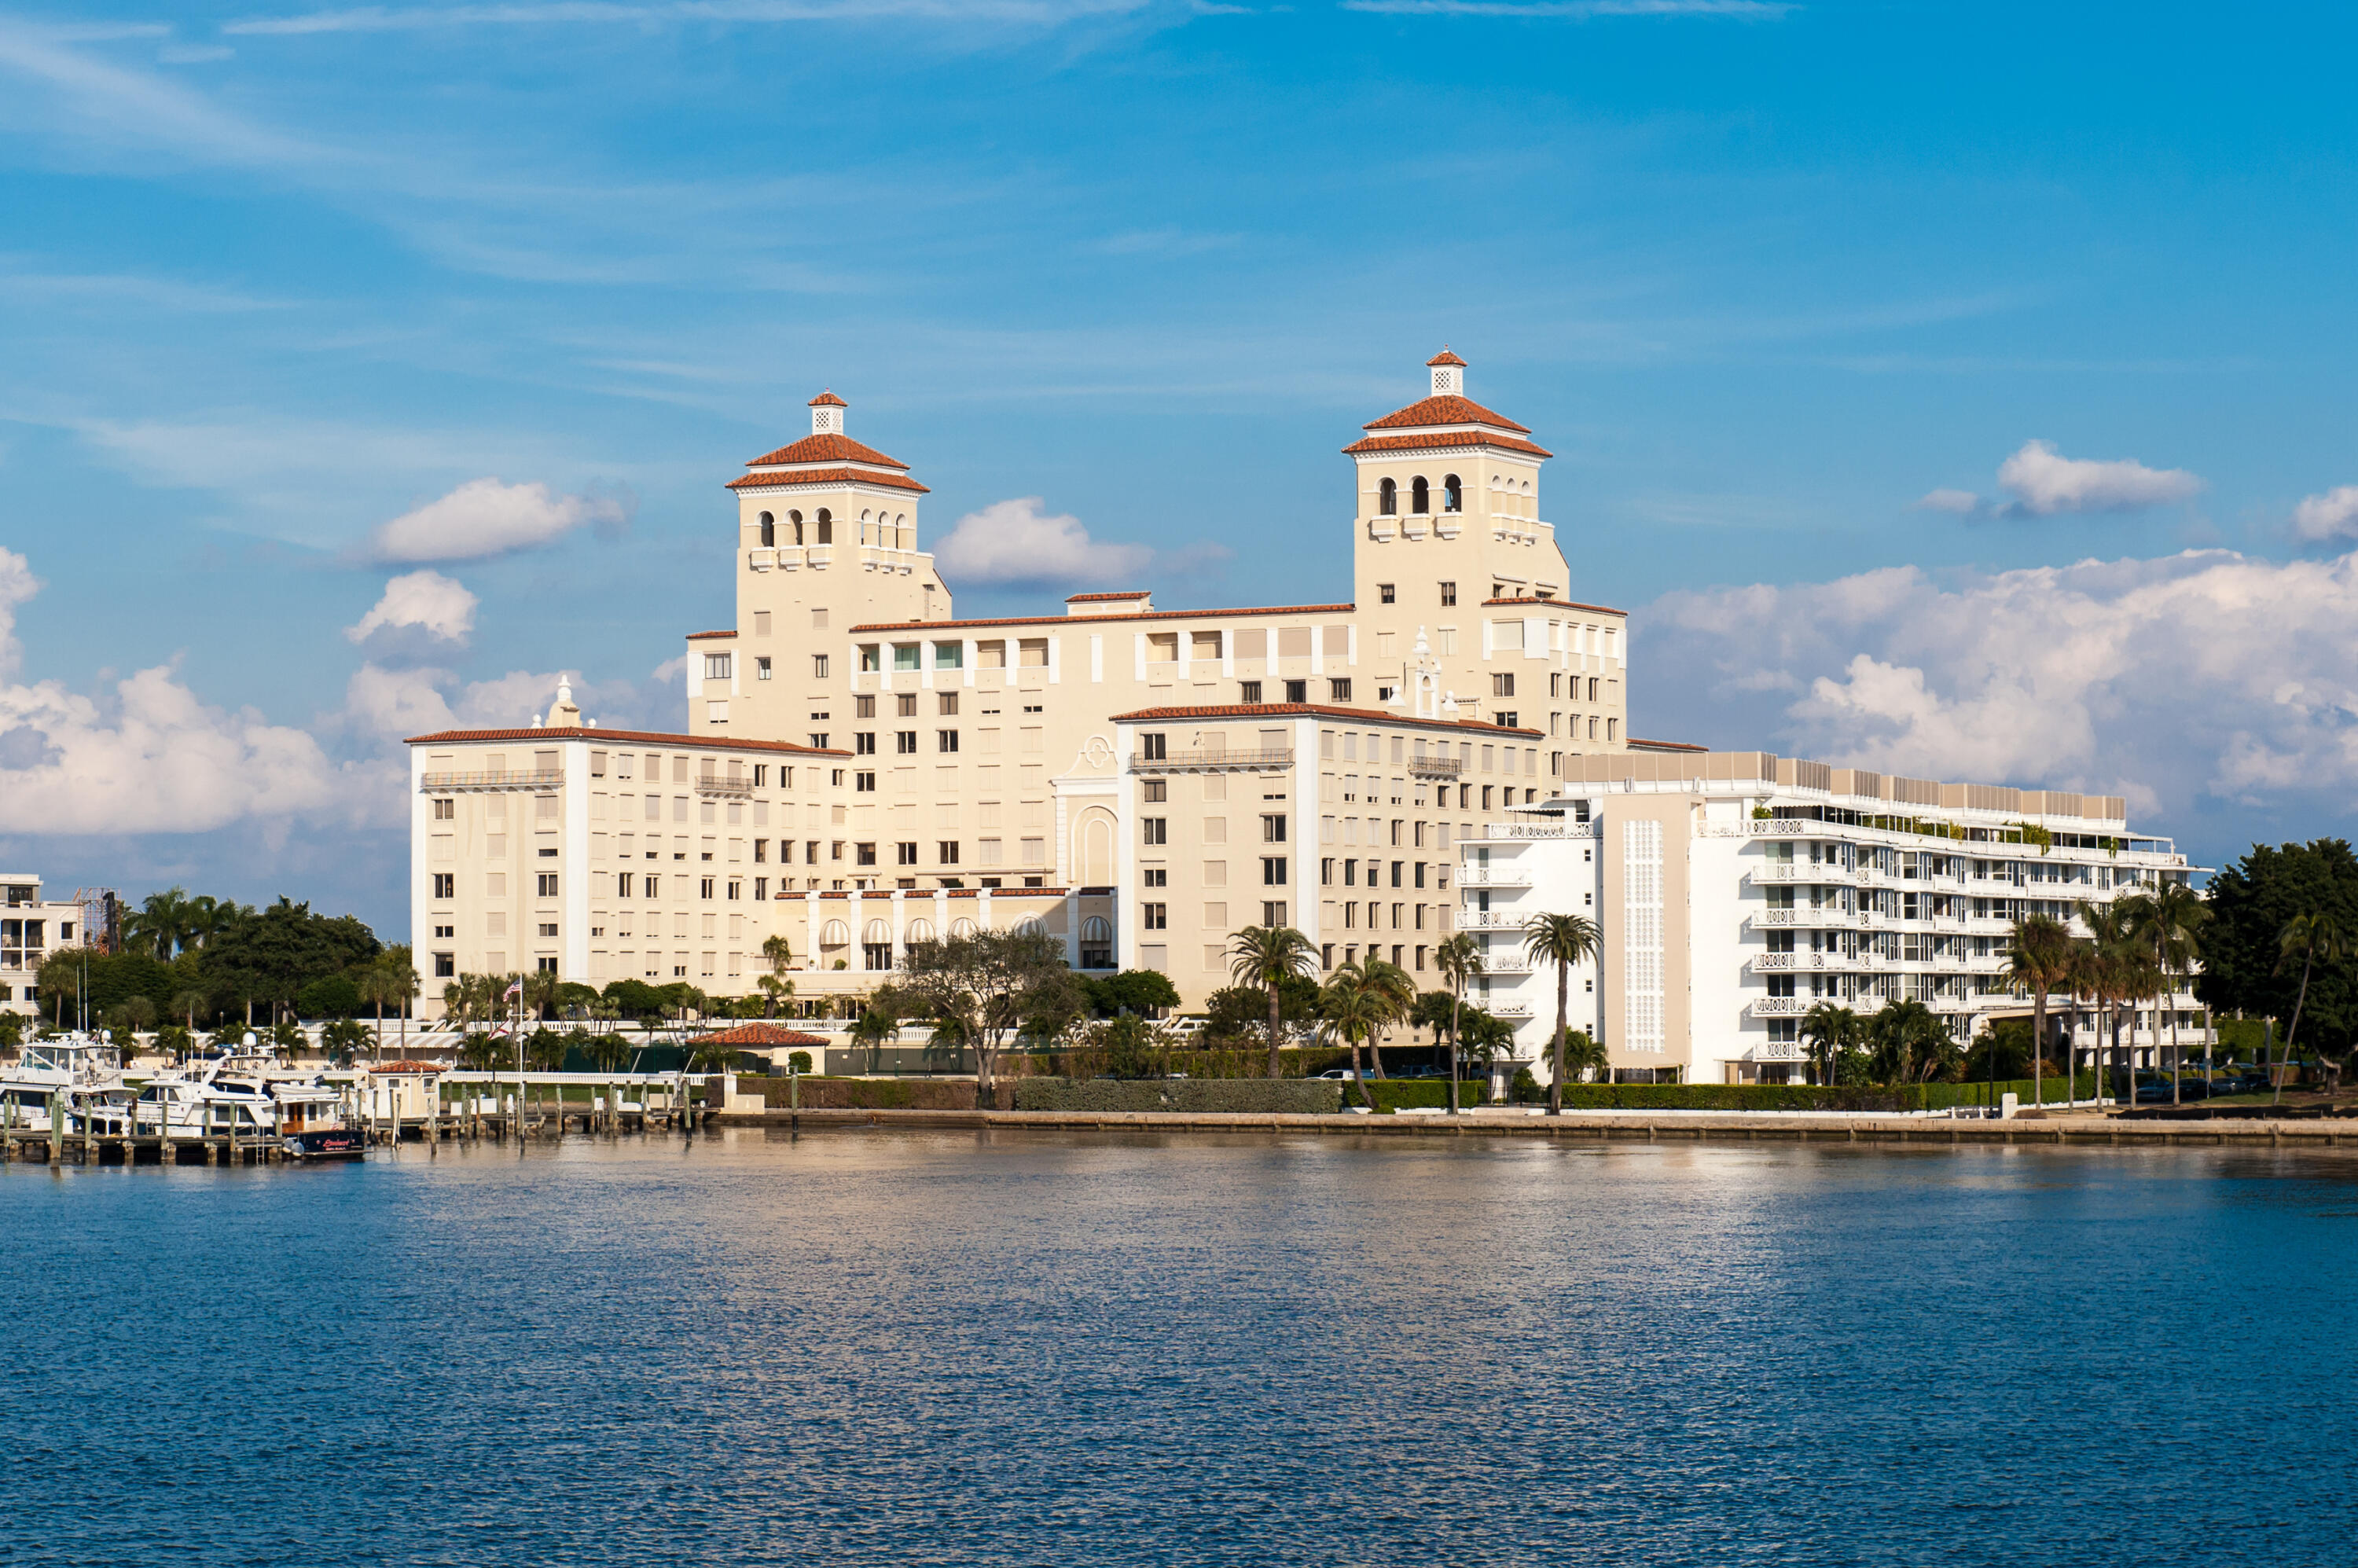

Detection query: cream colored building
xmin=410 ymin=349 xmax=1633 ymax=1014
xmin=405 ymin=685 xmax=1090 ymax=1015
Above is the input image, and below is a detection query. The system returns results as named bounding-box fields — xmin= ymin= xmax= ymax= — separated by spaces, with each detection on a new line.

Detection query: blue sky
xmin=3 ymin=0 xmax=2356 ymax=937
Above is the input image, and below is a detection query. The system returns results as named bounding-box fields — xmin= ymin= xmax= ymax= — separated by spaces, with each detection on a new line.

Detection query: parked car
xmin=1314 ymin=1069 xmax=1362 ymax=1081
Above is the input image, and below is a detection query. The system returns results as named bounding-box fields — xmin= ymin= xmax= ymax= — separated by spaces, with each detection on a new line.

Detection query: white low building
xmin=1458 ymin=748 xmax=2205 ymax=1085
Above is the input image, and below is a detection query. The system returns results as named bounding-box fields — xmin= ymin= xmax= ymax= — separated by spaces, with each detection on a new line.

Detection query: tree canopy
xmin=2198 ymin=839 xmax=2358 ymax=1053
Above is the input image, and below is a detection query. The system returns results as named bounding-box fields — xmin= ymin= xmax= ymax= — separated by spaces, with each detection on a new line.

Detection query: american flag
xmin=504 ymin=979 xmax=523 ymax=999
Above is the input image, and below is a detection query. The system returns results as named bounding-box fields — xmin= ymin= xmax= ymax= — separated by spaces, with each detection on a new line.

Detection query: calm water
xmin=4 ymin=1129 xmax=2355 ymax=1566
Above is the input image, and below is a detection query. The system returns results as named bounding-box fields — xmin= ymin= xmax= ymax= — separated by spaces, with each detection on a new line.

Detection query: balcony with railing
xmin=1133 ymin=747 xmax=1293 ymax=773
xmin=1455 ymin=910 xmax=1529 ymax=931
xmin=1455 ymin=866 xmax=1532 ymax=887
xmin=1408 ymin=755 xmax=1464 ymax=779
xmin=694 ymin=776 xmax=755 ymax=798
xmin=420 ymin=769 xmax=564 ymax=792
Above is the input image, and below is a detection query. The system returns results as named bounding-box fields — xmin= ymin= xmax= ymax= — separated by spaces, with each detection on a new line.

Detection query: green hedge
xmin=1012 ymin=1078 xmax=1344 ymax=1114
xmin=754 ymin=1076 xmax=979 ymax=1111
xmin=1344 ymin=1078 xmax=1491 ymax=1112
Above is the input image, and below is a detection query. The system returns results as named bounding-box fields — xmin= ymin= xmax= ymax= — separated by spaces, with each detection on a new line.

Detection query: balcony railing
xmin=1407 ymin=755 xmax=1464 ymax=778
xmin=420 ymin=769 xmax=564 ymax=792
xmin=1455 ymin=867 xmax=1531 ymax=887
xmin=1455 ymin=911 xmax=1528 ymax=931
xmin=694 ymin=777 xmax=755 ymax=797
xmin=1750 ymin=997 xmax=1813 ymax=1017
xmin=1133 ymin=747 xmax=1293 ymax=773
xmin=1474 ymin=821 xmax=1600 ymax=840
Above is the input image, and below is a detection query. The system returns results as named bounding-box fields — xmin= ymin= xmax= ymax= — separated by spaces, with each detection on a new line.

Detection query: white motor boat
xmin=0 ymin=1035 xmax=135 ymax=1135
xmin=136 ymin=1036 xmax=364 ymax=1159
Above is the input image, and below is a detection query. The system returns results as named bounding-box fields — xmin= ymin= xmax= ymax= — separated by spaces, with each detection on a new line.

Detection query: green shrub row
xmin=1012 ymin=1078 xmax=1345 ymax=1114
xmin=754 ymin=1076 xmax=979 ymax=1111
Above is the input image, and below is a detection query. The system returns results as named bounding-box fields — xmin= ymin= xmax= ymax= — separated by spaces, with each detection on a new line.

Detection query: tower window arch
xmin=1410 ymin=476 xmax=1430 ymax=515
xmin=1378 ymin=478 xmax=1398 ymax=516
xmin=757 ymin=511 xmax=775 ymax=548
xmin=1443 ymin=474 xmax=1462 ymax=513
xmin=815 ymin=508 xmax=832 ymax=545
xmin=788 ymin=509 xmax=804 ymax=545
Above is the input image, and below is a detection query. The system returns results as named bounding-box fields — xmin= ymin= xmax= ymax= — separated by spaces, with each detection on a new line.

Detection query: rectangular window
xmin=1142 ymin=780 xmax=1167 ymax=802
xmin=755 ymin=656 xmax=772 ymax=680
xmin=896 ymin=731 xmax=918 ymax=754
xmin=1144 ymin=868 xmax=1167 ymax=887
xmin=618 ymin=872 xmax=634 ymax=898
xmin=1493 ymin=673 xmax=1514 ymax=698
xmin=704 ymin=653 xmax=732 ymax=680
xmin=431 ymin=873 xmax=455 ymax=900
xmin=1262 ymin=814 xmax=1287 ymax=843
xmin=894 ymin=644 xmax=921 ymax=671
xmin=1240 ymin=681 xmax=1262 ymax=703
xmin=856 ymin=772 xmax=876 ymax=791
xmin=938 ymin=691 xmax=960 ymax=715
xmin=537 ymin=873 xmax=560 ymax=897
xmin=1262 ymin=857 xmax=1287 ymax=886
xmin=1328 ymin=678 xmax=1352 ymax=702
xmin=1284 ymin=680 xmax=1306 ymax=703
xmin=859 ymin=645 xmax=881 ymax=673
xmin=1143 ymin=818 xmax=1168 ymax=846
xmin=1143 ymin=902 xmax=1168 ymax=931
xmin=895 ymin=842 xmax=919 ymax=865
xmin=1439 ymin=581 xmax=1456 ymax=607
xmin=433 ymin=952 xmax=455 ymax=977
xmin=933 ymin=641 xmax=964 ymax=669
xmin=856 ymin=843 xmax=877 ymax=866
xmin=813 ymin=654 xmax=830 ymax=678
xmin=432 ymin=798 xmax=454 ymax=820
xmin=938 ymin=841 xmax=960 ymax=865
xmin=1378 ymin=583 xmax=1395 ymax=604
xmin=855 ymin=733 xmax=877 ymax=755
xmin=1262 ymin=901 xmax=1287 ymax=927
xmin=700 ymin=876 xmax=714 ymax=899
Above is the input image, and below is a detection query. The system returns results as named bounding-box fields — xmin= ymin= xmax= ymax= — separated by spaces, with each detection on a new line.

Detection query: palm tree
xmin=1227 ymin=924 xmax=1319 ymax=1079
xmin=358 ymin=952 xmax=406 ymax=1065
xmin=2122 ymin=883 xmax=2206 ymax=1105
xmin=2275 ymin=911 xmax=2343 ymax=1108
xmin=1316 ymin=962 xmax=1405 ymax=1113
xmin=123 ymin=887 xmax=197 ymax=961
xmin=1434 ymin=931 xmax=1484 ymax=1114
xmin=1522 ymin=912 xmax=1601 ymax=1116
xmin=1799 ymin=1001 xmax=1863 ymax=1089
xmin=1352 ymin=957 xmax=1415 ymax=1080
xmin=1867 ymin=998 xmax=1955 ymax=1087
xmin=758 ymin=935 xmax=795 ymax=1016
xmin=2078 ymin=899 xmax=2139 ymax=1105
xmin=2006 ymin=913 xmax=2076 ymax=1108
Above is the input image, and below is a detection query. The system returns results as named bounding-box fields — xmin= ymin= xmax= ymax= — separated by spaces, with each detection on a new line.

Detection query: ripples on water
xmin=4 ymin=1130 xmax=2354 ymax=1566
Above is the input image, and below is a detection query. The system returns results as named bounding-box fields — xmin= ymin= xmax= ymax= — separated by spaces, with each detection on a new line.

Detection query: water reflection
xmin=5 ymin=1131 xmax=2356 ymax=1566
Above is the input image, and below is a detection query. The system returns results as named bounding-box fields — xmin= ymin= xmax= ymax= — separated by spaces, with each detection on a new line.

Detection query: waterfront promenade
xmin=718 ymin=1104 xmax=2358 ymax=1149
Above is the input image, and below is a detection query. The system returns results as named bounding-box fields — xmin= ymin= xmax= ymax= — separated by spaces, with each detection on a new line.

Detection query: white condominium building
xmin=1455 ymin=748 xmax=2202 ymax=1086
xmin=1 ymin=875 xmax=90 ymax=1019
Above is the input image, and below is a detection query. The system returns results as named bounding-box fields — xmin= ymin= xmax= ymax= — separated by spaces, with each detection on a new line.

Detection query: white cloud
xmin=345 ymin=569 xmax=477 ymax=645
xmin=1641 ymin=546 xmax=2358 ymax=840
xmin=366 ymin=477 xmax=626 ymax=564
xmin=2292 ymin=485 xmax=2358 ymax=543
xmin=931 ymin=496 xmax=1155 ymax=587
xmin=0 ymin=546 xmax=40 ymax=679
xmin=1994 ymin=439 xmax=2202 ymax=516
xmin=1915 ymin=488 xmax=1980 ymax=515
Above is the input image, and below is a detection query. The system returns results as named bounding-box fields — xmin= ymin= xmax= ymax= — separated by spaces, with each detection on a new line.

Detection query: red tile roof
xmin=1362 ymin=394 xmax=1531 ymax=435
xmin=1426 ymin=347 xmax=1467 ymax=368
xmin=686 ymin=629 xmax=735 ymax=640
xmin=1483 ymin=597 xmax=1627 ymax=616
xmin=730 ymin=465 xmax=928 ymax=496
xmin=807 ymin=390 xmax=847 ymax=408
xmin=850 ymin=603 xmax=1354 ymax=633
xmin=1110 ymin=702 xmax=1541 ymax=737
xmin=1065 ymin=590 xmax=1151 ymax=602
xmin=692 ymin=1022 xmax=832 ymax=1048
xmin=406 ymin=725 xmax=847 ymax=755
xmin=1342 ymin=430 xmax=1553 ymax=460
xmin=740 ymin=433 xmax=910 ymax=470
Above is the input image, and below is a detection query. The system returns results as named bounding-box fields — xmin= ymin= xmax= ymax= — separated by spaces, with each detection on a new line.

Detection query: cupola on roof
xmin=1342 ymin=349 xmax=1553 ymax=460
xmin=728 ymin=388 xmax=931 ymax=493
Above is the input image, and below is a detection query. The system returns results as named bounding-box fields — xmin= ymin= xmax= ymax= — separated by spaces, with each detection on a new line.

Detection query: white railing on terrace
xmin=694 ymin=777 xmax=755 ymax=797
xmin=1455 ymin=867 xmax=1532 ymax=887
xmin=1750 ymin=997 xmax=1812 ymax=1017
xmin=1134 ymin=747 xmax=1293 ymax=772
xmin=1487 ymin=1002 xmax=1535 ymax=1019
xmin=1455 ymin=911 xmax=1528 ymax=931
xmin=1475 ymin=821 xmax=1600 ymax=840
xmin=420 ymin=769 xmax=564 ymax=792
